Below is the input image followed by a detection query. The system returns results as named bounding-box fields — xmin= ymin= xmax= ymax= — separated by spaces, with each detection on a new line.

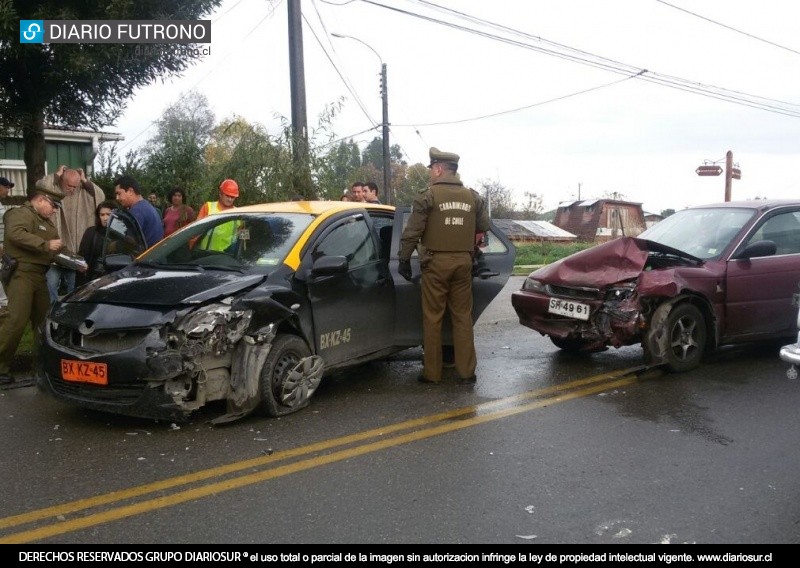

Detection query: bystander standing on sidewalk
xmin=0 ymin=176 xmax=13 ymax=316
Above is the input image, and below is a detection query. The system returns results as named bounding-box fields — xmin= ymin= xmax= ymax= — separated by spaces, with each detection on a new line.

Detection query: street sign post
xmin=696 ymin=165 xmax=723 ymax=176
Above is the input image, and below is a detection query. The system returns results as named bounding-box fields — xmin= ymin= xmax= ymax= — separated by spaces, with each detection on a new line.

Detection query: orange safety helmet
xmin=219 ymin=179 xmax=239 ymax=198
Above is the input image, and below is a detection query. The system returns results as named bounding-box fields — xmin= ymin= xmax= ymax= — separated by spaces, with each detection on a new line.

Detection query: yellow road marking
xmin=0 ymin=366 xmax=650 ymax=543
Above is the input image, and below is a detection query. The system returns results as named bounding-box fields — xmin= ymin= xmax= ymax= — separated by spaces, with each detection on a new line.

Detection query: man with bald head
xmin=38 ymin=165 xmax=105 ymax=301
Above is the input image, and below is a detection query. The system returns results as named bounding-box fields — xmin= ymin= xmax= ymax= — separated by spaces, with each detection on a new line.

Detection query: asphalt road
xmin=1 ymin=277 xmax=798 ymax=545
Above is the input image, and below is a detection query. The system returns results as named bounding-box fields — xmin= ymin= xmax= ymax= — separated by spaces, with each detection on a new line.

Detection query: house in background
xmin=0 ymin=127 xmax=123 ymax=198
xmin=644 ymin=211 xmax=665 ymax=228
xmin=492 ymin=219 xmax=577 ymax=243
xmin=552 ymin=198 xmax=647 ymax=242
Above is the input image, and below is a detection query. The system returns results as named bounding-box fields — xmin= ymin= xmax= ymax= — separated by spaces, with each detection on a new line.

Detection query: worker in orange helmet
xmin=196 ymin=179 xmax=240 ymax=221
xmin=193 ymin=179 xmax=241 ymax=251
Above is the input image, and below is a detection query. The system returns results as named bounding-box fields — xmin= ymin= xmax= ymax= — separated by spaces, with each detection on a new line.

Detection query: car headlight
xmin=522 ymin=277 xmax=546 ymax=293
xmin=605 ymin=283 xmax=636 ymax=301
xmin=174 ymin=302 xmax=253 ymax=340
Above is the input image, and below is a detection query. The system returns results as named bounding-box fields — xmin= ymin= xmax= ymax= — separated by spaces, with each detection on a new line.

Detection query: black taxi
xmin=38 ymin=201 xmax=515 ymax=422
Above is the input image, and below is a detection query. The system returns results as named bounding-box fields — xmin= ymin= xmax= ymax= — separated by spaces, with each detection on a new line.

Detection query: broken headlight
xmin=604 ymin=283 xmax=636 ymax=302
xmin=522 ymin=277 xmax=546 ymax=293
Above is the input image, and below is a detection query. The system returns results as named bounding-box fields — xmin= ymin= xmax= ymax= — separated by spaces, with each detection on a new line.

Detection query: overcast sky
xmin=113 ymin=0 xmax=800 ymax=213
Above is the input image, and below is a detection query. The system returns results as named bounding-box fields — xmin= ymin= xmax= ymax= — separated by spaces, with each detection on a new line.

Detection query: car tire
xmin=258 ymin=334 xmax=316 ymax=417
xmin=662 ymin=303 xmax=706 ymax=373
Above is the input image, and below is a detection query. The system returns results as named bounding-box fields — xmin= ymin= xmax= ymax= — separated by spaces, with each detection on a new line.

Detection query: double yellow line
xmin=0 ymin=366 xmax=654 ymax=543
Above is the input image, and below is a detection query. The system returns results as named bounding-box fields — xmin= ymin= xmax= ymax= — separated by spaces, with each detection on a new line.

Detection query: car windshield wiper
xmin=136 ymin=260 xmax=205 ymax=271
xmin=201 ymin=264 xmax=245 ymax=273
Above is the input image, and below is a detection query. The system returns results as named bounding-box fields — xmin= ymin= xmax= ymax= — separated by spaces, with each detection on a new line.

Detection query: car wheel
xmin=662 ymin=303 xmax=706 ymax=372
xmin=258 ymin=335 xmax=317 ymax=417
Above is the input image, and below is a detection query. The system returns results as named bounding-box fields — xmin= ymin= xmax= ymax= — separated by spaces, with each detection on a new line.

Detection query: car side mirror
xmin=103 ymin=253 xmax=134 ymax=271
xmin=734 ymin=239 xmax=777 ymax=260
xmin=311 ymin=255 xmax=348 ymax=277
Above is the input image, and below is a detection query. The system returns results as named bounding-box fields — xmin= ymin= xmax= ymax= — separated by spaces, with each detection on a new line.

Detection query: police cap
xmin=428 ymin=147 xmax=459 ymax=168
xmin=34 ymin=178 xmax=65 ymax=208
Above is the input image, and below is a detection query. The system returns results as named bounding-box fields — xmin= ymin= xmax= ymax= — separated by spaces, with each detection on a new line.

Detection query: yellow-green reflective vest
xmin=199 ymin=202 xmax=238 ymax=251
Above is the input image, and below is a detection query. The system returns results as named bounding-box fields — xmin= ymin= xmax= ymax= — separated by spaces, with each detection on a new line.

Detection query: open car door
xmin=389 ymin=206 xmax=516 ymax=346
xmin=102 ymin=209 xmax=148 ymax=271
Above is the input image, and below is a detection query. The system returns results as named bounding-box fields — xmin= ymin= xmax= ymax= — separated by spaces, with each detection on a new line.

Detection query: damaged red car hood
xmin=531 ymin=237 xmax=700 ymax=288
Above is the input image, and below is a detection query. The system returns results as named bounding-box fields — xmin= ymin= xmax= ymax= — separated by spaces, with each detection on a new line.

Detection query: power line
xmin=654 ymin=0 xmax=800 ymax=56
xmin=359 ymin=0 xmax=800 ymax=118
xmin=395 ymin=73 xmax=644 ymax=127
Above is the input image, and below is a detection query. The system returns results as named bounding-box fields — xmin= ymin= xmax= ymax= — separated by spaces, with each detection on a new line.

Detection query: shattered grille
xmin=50 ymin=325 xmax=151 ymax=354
xmin=546 ymin=284 xmax=601 ymax=301
xmin=50 ymin=378 xmax=144 ymax=404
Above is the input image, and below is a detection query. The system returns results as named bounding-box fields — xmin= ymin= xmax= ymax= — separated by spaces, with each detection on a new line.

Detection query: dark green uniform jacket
xmin=399 ymin=172 xmax=490 ymax=261
xmin=3 ymin=203 xmax=59 ymax=267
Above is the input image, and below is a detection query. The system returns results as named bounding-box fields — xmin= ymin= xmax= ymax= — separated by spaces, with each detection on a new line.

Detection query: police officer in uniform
xmin=0 ymin=183 xmax=64 ymax=386
xmin=398 ymin=147 xmax=490 ymax=384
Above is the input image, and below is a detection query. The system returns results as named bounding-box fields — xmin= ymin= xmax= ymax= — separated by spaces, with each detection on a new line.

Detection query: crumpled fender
xmin=637 ymin=269 xmax=683 ymax=297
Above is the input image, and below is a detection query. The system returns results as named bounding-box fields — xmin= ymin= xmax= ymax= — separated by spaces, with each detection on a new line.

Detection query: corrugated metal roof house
xmin=553 ymin=199 xmax=646 ymax=242
xmin=492 ymin=219 xmax=577 ymax=242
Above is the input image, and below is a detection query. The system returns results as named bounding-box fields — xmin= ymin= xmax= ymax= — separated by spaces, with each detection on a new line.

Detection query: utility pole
xmin=724 ymin=150 xmax=743 ymax=202
xmin=287 ymin=0 xmax=312 ymax=195
xmin=332 ymin=33 xmax=392 ymax=204
xmin=380 ymin=63 xmax=392 ymax=205
xmin=696 ymin=150 xmax=740 ymax=202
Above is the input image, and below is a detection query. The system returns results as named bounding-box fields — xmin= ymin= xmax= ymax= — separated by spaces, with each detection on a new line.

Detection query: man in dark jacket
xmin=398 ymin=147 xmax=489 ymax=384
xmin=364 ymin=181 xmax=381 ymax=204
xmin=0 ymin=184 xmax=64 ymax=387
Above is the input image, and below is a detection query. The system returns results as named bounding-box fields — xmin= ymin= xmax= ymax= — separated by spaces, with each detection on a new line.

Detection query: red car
xmin=512 ymin=200 xmax=800 ymax=371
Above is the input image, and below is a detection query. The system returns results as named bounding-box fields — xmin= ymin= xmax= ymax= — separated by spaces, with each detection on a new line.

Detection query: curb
xmin=512 ymin=265 xmax=543 ymax=276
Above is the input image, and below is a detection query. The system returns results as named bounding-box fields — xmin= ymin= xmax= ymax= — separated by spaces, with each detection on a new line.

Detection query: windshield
xmin=140 ymin=212 xmax=314 ymax=271
xmin=639 ymin=207 xmax=755 ymax=260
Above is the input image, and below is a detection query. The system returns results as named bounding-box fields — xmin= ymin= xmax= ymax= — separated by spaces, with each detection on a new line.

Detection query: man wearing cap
xmin=194 ymin=179 xmax=241 ymax=251
xmin=39 ymin=166 xmax=106 ymax=301
xmin=0 ymin=184 xmax=64 ymax=386
xmin=114 ymin=175 xmax=164 ymax=248
xmin=0 ymin=176 xmax=14 ymax=315
xmin=398 ymin=147 xmax=490 ymax=384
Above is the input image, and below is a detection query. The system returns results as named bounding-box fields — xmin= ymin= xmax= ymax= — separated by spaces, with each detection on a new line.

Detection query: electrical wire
xmin=654 ymin=0 xmax=800 ymax=56
xmin=359 ymin=0 xmax=800 ymax=119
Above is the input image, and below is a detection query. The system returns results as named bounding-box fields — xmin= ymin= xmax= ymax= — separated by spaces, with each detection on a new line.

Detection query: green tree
xmin=93 ymin=141 xmax=144 ymax=198
xmin=360 ymin=137 xmax=407 ymax=203
xmin=394 ymin=162 xmax=428 ymax=206
xmin=660 ymin=208 xmax=676 ymax=218
xmin=140 ymin=90 xmax=214 ymax=205
xmin=0 ymin=0 xmax=222 ymax=189
xmin=314 ymin=138 xmax=361 ymax=200
xmin=477 ymin=178 xmax=515 ymax=218
xmin=205 ymin=116 xmax=291 ymax=205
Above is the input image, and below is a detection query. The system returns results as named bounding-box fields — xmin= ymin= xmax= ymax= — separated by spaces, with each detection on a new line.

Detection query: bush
xmin=514 ymin=241 xmax=594 ymax=266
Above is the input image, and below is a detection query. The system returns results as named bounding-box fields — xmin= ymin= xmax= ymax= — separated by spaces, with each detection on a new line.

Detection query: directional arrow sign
xmin=732 ymin=167 xmax=741 ymax=180
xmin=696 ymin=165 xmax=723 ymax=176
